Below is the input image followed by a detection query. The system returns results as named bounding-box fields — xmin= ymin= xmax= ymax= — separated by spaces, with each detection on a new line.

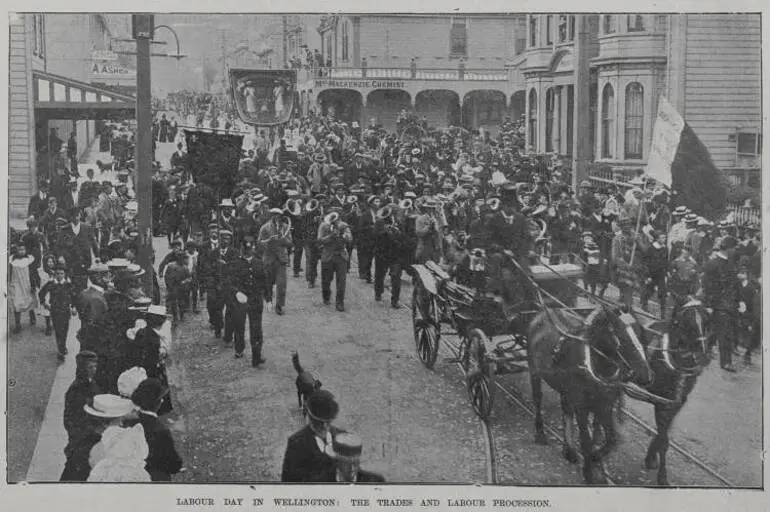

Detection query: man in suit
xmin=356 ymin=196 xmax=378 ymax=283
xmin=281 ymin=390 xmax=342 ymax=482
xmin=327 ymin=432 xmax=386 ymax=483
xmin=258 ymin=208 xmax=293 ymax=316
xmin=59 ymin=178 xmax=80 ymax=213
xmin=414 ymin=200 xmax=441 ymax=264
xmin=373 ymin=206 xmax=405 ymax=308
xmin=701 ymin=236 xmax=739 ymax=372
xmin=28 ymin=181 xmax=52 ymax=220
xmin=229 ymin=236 xmax=270 ymax=367
xmin=78 ymin=168 xmax=100 ymax=209
xmin=57 ymin=208 xmax=98 ymax=292
xmin=130 ymin=378 xmax=183 ymax=481
xmin=209 ymin=230 xmax=238 ymax=340
xmin=317 ymin=209 xmax=353 ymax=312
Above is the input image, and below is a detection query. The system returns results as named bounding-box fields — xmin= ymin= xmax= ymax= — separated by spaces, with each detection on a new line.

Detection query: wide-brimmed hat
xmin=305 ymin=390 xmax=339 ymax=422
xmin=269 ymin=207 xmax=283 ymax=215
xmin=107 ymin=258 xmax=130 ymax=271
xmin=673 ymin=206 xmax=688 ymax=215
xmin=84 ymin=394 xmax=135 ymax=419
xmin=220 ymin=198 xmax=235 ymax=208
xmin=324 ymin=211 xmax=340 ymax=224
xmin=327 ymin=432 xmax=363 ymax=462
xmin=87 ymin=262 xmax=111 ymax=274
xmin=144 ymin=305 xmax=168 ymax=318
xmin=117 ymin=367 xmax=148 ymax=399
xmin=130 ymin=378 xmax=169 ymax=411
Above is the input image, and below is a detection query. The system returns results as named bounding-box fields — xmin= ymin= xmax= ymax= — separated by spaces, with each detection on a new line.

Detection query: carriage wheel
xmin=412 ymin=286 xmax=440 ymax=369
xmin=465 ymin=328 xmax=494 ymax=419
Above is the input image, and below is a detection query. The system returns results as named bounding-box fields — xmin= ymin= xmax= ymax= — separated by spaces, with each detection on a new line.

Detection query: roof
xmin=33 ymin=70 xmax=136 ymax=120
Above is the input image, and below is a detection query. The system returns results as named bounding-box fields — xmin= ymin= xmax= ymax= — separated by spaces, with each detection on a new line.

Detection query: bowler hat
xmin=305 ymin=390 xmax=339 ymax=422
xmin=77 ymin=350 xmax=98 ymax=362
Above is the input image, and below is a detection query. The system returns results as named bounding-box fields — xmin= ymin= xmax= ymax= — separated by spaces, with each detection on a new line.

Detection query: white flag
xmin=644 ymin=96 xmax=685 ymax=188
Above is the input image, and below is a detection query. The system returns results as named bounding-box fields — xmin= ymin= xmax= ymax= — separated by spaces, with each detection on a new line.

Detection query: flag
xmin=645 ymin=97 xmax=729 ymax=218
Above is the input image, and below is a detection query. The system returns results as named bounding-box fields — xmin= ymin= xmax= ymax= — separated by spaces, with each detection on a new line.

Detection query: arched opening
xmin=601 ymin=83 xmax=615 ymax=158
xmin=415 ymin=90 xmax=461 ymax=128
xmin=462 ymin=90 xmax=507 ymax=135
xmin=317 ymin=89 xmax=363 ymax=125
xmin=510 ymin=90 xmax=526 ymax=123
xmin=624 ymin=82 xmax=644 ymax=159
xmin=366 ymin=89 xmax=412 ymax=132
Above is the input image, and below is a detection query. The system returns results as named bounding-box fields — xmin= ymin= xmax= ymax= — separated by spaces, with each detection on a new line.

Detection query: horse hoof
xmin=534 ymin=432 xmax=549 ymax=445
xmin=644 ymin=456 xmax=659 ymax=470
xmin=562 ymin=447 xmax=579 ymax=464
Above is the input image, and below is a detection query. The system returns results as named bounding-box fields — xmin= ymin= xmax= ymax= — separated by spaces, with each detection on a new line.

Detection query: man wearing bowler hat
xmin=258 ymin=208 xmax=293 ymax=315
xmin=281 ymin=389 xmax=342 ymax=482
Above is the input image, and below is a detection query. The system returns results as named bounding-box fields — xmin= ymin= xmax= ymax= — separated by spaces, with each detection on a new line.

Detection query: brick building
xmin=9 ymin=13 xmax=136 ymax=219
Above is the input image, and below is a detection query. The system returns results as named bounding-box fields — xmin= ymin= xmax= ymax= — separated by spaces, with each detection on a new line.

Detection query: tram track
xmin=439 ymin=335 xmax=733 ymax=488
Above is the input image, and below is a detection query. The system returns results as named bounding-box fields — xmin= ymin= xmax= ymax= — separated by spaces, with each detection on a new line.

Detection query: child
xmin=583 ymin=236 xmax=601 ymax=295
xmin=184 ymin=240 xmax=200 ymax=314
xmin=164 ymin=252 xmax=191 ymax=322
xmin=9 ymin=243 xmax=38 ymax=333
xmin=38 ymin=263 xmax=78 ymax=360
xmin=39 ymin=253 xmax=59 ymax=335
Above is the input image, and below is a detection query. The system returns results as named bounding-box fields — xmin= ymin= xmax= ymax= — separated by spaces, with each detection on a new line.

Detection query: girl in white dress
xmin=9 ymin=244 xmax=38 ymax=333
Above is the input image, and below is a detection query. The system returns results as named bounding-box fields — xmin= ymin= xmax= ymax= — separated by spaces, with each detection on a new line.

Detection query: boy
xmin=184 ymin=239 xmax=200 ymax=314
xmin=38 ymin=263 xmax=78 ymax=360
xmin=582 ymin=234 xmax=601 ymax=295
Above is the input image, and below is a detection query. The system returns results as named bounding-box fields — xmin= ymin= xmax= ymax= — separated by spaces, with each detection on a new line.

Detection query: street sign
xmin=132 ymin=14 xmax=155 ymax=39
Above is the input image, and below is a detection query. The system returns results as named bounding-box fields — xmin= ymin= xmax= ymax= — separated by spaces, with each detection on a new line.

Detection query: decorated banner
xmin=645 ymin=96 xmax=728 ymax=218
xmin=229 ymin=68 xmax=296 ymax=126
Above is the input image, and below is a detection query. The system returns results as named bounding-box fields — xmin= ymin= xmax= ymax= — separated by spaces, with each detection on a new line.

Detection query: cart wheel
xmin=412 ymin=286 xmax=440 ymax=369
xmin=468 ymin=374 xmax=493 ymax=420
xmin=465 ymin=328 xmax=494 ymax=419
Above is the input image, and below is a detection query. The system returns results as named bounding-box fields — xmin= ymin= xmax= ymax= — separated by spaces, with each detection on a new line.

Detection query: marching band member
xmin=304 ymin=196 xmax=324 ymax=289
xmin=317 ymin=208 xmax=353 ymax=312
xmin=356 ymin=196 xmax=379 ymax=283
xmin=229 ymin=236 xmax=270 ymax=367
xmin=373 ymin=205 xmax=405 ymax=308
xmin=285 ymin=195 xmax=305 ymax=278
xmin=258 ymin=208 xmax=293 ymax=316
xmin=414 ymin=197 xmax=441 ymax=264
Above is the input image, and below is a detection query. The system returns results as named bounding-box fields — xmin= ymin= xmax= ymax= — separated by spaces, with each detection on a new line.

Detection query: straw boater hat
xmin=84 ymin=394 xmax=135 ymax=419
xmin=327 ymin=432 xmax=364 ymax=462
xmin=220 ymin=198 xmax=235 ymax=208
xmin=87 ymin=262 xmax=111 ymax=274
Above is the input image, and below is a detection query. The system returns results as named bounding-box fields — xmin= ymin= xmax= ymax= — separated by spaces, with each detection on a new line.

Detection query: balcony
xmin=297 ymin=66 xmax=510 ymax=84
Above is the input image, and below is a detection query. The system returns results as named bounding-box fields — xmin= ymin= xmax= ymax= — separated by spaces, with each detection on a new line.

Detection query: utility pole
xmin=133 ymin=14 xmax=154 ymax=293
xmin=571 ymin=14 xmax=591 ymax=192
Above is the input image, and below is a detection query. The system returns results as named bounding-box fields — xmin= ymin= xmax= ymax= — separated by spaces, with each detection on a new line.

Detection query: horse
xmin=526 ymin=303 xmax=653 ymax=484
xmin=628 ymin=300 xmax=711 ymax=486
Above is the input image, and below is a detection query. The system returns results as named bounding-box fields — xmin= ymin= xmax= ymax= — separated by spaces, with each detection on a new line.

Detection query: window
xmin=529 ymin=16 xmax=538 ymax=47
xmin=450 ymin=17 xmax=468 ymax=57
xmin=528 ymin=89 xmax=538 ymax=151
xmin=32 ymin=14 xmax=45 ymax=58
xmin=627 ymin=15 xmax=646 ymax=32
xmin=566 ymin=85 xmax=574 ymax=156
xmin=601 ymin=84 xmax=615 ymax=158
xmin=545 ymin=88 xmax=555 ymax=152
xmin=546 ymin=16 xmax=553 ymax=45
xmin=341 ymin=21 xmax=349 ymax=61
xmin=569 ymin=15 xmax=576 ymax=40
xmin=558 ymin=15 xmax=569 ymax=43
xmin=624 ymin=83 xmax=644 ymax=159
xmin=737 ymin=132 xmax=762 ymax=156
xmin=603 ymin=15 xmax=616 ymax=34
xmin=325 ymin=34 xmax=332 ymax=62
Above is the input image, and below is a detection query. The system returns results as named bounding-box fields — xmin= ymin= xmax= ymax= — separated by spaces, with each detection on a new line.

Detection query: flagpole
xmin=629 ymin=176 xmax=648 ymax=266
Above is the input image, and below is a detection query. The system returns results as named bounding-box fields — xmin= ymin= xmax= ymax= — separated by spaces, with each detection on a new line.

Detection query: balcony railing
xmin=296 ymin=65 xmax=509 ymax=84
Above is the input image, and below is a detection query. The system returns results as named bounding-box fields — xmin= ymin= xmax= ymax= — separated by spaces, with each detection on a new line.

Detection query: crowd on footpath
xmin=7 ymin=102 xmax=761 ymax=482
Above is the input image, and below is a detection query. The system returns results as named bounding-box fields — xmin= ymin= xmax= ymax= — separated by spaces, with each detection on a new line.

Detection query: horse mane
xmin=581 ymin=306 xmax=610 ymax=347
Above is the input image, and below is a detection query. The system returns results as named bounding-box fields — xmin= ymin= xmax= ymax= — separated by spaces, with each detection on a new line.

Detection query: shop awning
xmin=33 ymin=70 xmax=136 ymax=120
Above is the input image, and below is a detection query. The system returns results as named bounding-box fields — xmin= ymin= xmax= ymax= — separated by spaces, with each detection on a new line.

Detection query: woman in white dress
xmin=274 ymin=82 xmax=285 ymax=119
xmin=9 ymin=243 xmax=38 ymax=333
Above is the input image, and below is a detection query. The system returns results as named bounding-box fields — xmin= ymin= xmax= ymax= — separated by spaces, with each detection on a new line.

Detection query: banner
xmin=229 ymin=68 xmax=296 ymax=126
xmin=645 ymin=96 xmax=684 ymax=188
xmin=644 ymin=96 xmax=727 ymax=218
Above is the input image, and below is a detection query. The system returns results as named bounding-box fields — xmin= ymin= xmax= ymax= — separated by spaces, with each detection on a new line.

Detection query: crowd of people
xmin=8 ymin=101 xmax=761 ymax=482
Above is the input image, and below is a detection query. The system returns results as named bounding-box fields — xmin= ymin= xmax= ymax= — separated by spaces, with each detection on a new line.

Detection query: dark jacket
xmin=702 ymin=256 xmax=738 ymax=312
xmin=128 ymin=327 xmax=163 ymax=379
xmin=39 ymin=279 xmax=78 ymax=315
xmin=231 ymin=255 xmax=269 ymax=301
xmin=138 ymin=412 xmax=183 ymax=481
xmin=57 ymin=224 xmax=96 ymax=275
xmin=281 ymin=425 xmax=342 ymax=483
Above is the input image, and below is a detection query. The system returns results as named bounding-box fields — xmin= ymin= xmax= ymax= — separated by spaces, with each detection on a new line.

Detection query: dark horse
xmin=527 ymin=303 xmax=653 ymax=484
xmin=628 ymin=300 xmax=711 ymax=486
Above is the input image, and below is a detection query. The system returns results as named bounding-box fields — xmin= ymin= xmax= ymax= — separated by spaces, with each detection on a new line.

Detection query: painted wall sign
xmin=313 ymin=79 xmax=407 ymax=90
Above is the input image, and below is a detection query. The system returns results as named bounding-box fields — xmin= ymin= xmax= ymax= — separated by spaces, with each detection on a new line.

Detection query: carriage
xmin=410 ymin=252 xmax=587 ymax=419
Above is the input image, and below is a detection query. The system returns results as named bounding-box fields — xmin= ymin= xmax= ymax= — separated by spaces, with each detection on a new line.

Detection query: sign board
xmin=90 ymin=62 xmax=137 ymax=82
xmin=229 ymin=68 xmax=296 ymax=126
xmin=312 ymin=79 xmax=407 ymax=90
xmin=91 ymin=50 xmax=118 ymax=61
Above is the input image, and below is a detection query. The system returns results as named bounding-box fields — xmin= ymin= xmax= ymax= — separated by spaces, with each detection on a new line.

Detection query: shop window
xmin=545 ymin=88 xmax=555 ymax=152
xmin=528 ymin=89 xmax=538 ymax=152
xmin=529 ymin=16 xmax=538 ymax=47
xmin=342 ymin=21 xmax=349 ymax=61
xmin=603 ymin=15 xmax=616 ymax=35
xmin=627 ymin=15 xmax=646 ymax=32
xmin=450 ymin=17 xmax=468 ymax=58
xmin=601 ymin=84 xmax=615 ymax=158
xmin=32 ymin=14 xmax=45 ymax=58
xmin=737 ymin=131 xmax=762 ymax=156
xmin=558 ymin=15 xmax=569 ymax=43
xmin=624 ymin=83 xmax=644 ymax=159
xmin=546 ymin=16 xmax=553 ymax=45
